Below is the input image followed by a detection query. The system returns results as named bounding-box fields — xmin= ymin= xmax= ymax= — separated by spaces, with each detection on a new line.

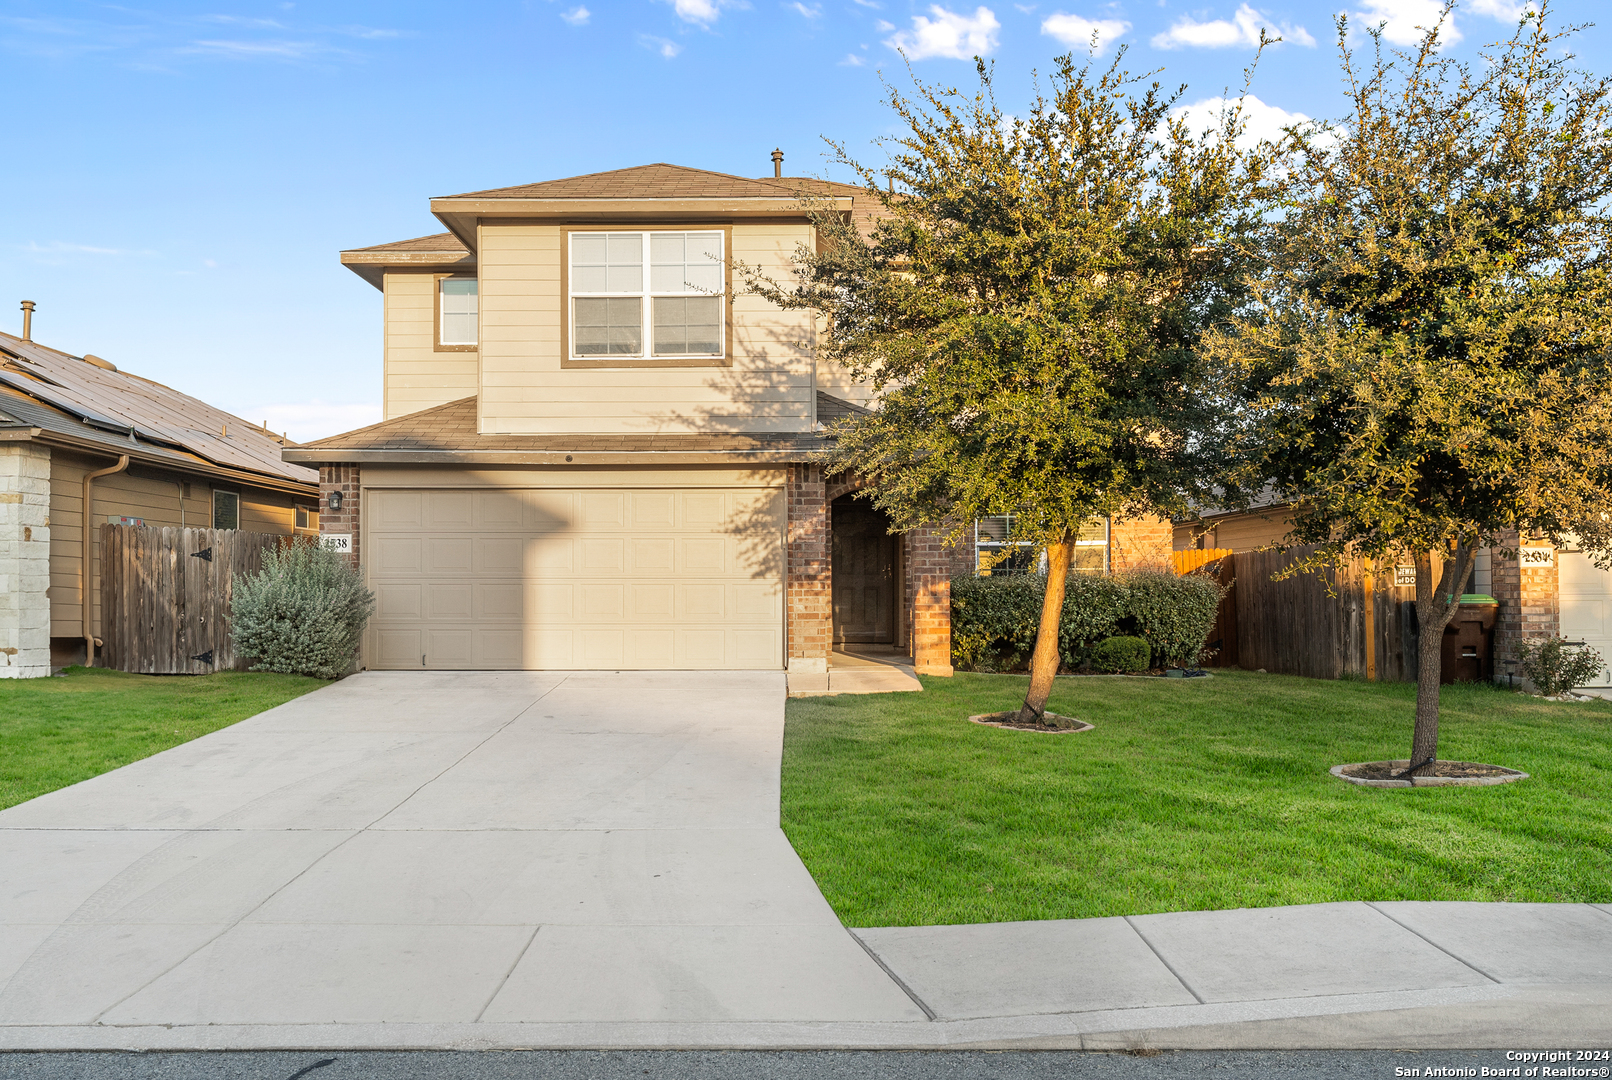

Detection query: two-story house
xmin=287 ymin=163 xmax=974 ymax=683
xmin=290 ymin=162 xmax=1175 ymax=681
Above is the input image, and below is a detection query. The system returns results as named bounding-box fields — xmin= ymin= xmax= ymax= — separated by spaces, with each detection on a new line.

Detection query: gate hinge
xmin=190 ymin=548 xmax=213 ymax=562
xmin=190 ymin=650 xmax=214 ymax=664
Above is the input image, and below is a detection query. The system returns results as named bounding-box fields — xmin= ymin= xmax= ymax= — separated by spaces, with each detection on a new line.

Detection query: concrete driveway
xmin=0 ymin=671 xmax=923 ymax=1041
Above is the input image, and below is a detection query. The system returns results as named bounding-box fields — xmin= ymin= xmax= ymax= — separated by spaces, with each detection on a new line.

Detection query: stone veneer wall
xmin=0 ymin=442 xmax=52 ymax=678
xmin=786 ymin=463 xmax=830 ymax=674
xmin=319 ymin=465 xmax=362 ymax=568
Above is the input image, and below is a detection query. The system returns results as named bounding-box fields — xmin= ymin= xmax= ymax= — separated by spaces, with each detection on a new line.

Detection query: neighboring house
xmin=289 ymin=161 xmax=1173 ymax=678
xmin=0 ymin=320 xmax=320 ymax=677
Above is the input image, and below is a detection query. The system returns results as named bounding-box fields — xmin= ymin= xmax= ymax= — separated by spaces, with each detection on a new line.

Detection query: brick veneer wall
xmin=1491 ymin=529 xmax=1558 ymax=678
xmin=1110 ymin=515 xmax=1174 ymax=572
xmin=319 ymin=465 xmax=361 ymax=568
xmin=906 ymin=525 xmax=956 ymax=675
xmin=786 ymin=464 xmax=830 ymax=674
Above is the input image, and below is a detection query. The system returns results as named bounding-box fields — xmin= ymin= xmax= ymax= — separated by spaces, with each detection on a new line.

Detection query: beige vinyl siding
xmin=476 ymin=222 xmax=816 ymax=434
xmin=1173 ymin=509 xmax=1295 ymax=553
xmin=47 ymin=452 xmax=304 ymax=641
xmin=383 ymin=271 xmax=479 ymax=420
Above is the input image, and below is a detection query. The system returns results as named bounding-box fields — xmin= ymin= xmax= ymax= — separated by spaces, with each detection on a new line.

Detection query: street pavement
xmin=1 ymin=672 xmax=1608 ymax=1051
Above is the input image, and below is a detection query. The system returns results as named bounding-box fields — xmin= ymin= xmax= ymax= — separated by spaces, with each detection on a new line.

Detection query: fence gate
xmin=100 ymin=524 xmax=285 ymax=674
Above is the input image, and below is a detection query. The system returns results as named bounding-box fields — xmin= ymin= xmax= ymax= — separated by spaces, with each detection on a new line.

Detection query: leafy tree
xmin=749 ymin=53 xmax=1263 ymax=725
xmin=1209 ymin=3 xmax=1612 ymax=772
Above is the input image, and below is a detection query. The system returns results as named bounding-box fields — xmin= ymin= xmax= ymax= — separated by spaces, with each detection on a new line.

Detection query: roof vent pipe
xmin=20 ymin=300 xmax=34 ymax=342
xmin=771 ymin=148 xmax=784 ymax=178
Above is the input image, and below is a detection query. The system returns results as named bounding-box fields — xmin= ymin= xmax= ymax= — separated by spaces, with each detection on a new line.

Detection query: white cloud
xmin=1351 ymin=0 xmax=1458 ymax=45
xmin=1469 ymin=0 xmax=1533 ymax=18
xmin=1039 ymin=12 xmax=1129 ymax=54
xmin=839 ymin=52 xmax=866 ymax=64
xmin=874 ymin=18 xmax=894 ymax=30
xmin=788 ymin=1 xmax=822 ymax=17
xmin=639 ymin=33 xmax=682 ymax=56
xmin=1170 ymin=94 xmax=1315 ymax=149
xmin=560 ymin=6 xmax=590 ymax=25
xmin=669 ymin=0 xmax=745 ymax=26
xmin=239 ymin=401 xmax=381 ymax=445
xmin=886 ymin=5 xmax=999 ymax=59
xmin=1151 ymin=4 xmax=1314 ymax=50
xmin=851 ymin=0 xmax=880 ymax=7
xmin=179 ymin=37 xmax=350 ymax=61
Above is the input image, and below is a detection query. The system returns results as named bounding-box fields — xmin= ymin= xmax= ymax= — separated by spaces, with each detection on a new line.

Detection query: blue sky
xmin=2 ymin=0 xmax=1603 ymax=441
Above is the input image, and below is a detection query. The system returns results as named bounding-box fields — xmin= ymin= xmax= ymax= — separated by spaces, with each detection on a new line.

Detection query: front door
xmin=832 ymin=496 xmax=895 ymax=643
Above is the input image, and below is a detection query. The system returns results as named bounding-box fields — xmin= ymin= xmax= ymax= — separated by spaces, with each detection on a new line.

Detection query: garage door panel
xmin=376 ymin=629 xmax=422 ymax=667
xmin=580 ymin=630 xmax=624 ymax=667
xmin=376 ymin=584 xmax=421 ymax=619
xmin=426 ymin=491 xmax=475 ymax=528
xmin=375 ymin=538 xmax=422 ymax=574
xmin=425 ymin=584 xmax=474 ymax=620
xmin=632 ymin=492 xmax=675 ymax=528
xmin=426 ymin=538 xmax=474 ymax=574
xmin=581 ymin=538 xmax=624 ymax=573
xmin=631 ymin=584 xmax=674 ymax=617
xmin=372 ymin=491 xmax=422 ymax=529
xmin=528 ymin=583 xmax=574 ymax=617
xmin=476 ymin=584 xmax=523 ymax=622
xmin=581 ymin=492 xmax=625 ymax=528
xmin=367 ymin=485 xmax=783 ymax=670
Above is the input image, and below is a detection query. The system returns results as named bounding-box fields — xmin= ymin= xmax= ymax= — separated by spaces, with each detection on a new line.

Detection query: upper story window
xmin=437 ymin=276 xmax=477 ymax=349
xmin=567 ymin=230 xmax=726 ymax=365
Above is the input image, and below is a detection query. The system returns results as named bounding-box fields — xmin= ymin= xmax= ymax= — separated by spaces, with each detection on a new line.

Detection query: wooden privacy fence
xmin=1229 ymin=545 xmax=1420 ymax=681
xmin=1173 ymin=548 xmax=1234 ymax=576
xmin=100 ymin=525 xmax=287 ymax=674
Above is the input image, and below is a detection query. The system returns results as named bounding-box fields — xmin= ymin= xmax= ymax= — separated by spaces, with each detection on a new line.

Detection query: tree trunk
xmin=1407 ymin=543 xmax=1476 ymax=776
xmin=1017 ymin=535 xmax=1074 ymax=727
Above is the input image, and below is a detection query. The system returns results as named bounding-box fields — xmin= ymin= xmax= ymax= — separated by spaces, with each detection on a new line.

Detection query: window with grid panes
xmin=974 ymin=516 xmax=1109 ymax=575
xmin=569 ymin=231 xmax=723 ymax=358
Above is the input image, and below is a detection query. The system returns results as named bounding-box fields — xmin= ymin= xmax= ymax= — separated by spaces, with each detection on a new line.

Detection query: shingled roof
xmin=286 ymin=395 xmax=841 ymax=466
xmin=445 ymin=163 xmax=788 ymax=201
xmin=345 ymin=232 xmax=470 ymax=255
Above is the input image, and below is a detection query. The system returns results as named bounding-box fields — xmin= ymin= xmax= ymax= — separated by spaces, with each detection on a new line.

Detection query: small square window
xmin=439 ymin=277 xmax=478 ymax=346
xmin=295 ymin=505 xmax=320 ymax=531
xmin=212 ymin=489 xmax=239 ymax=531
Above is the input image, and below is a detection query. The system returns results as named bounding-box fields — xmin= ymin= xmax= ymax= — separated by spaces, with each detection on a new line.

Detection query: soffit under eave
xmin=430 ymin=196 xmax=850 ymax=247
xmin=339 ymin=251 xmax=477 ymax=292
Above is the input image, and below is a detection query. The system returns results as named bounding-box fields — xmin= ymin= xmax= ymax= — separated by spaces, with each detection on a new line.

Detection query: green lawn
xmin=0 ymin=667 xmax=325 ymax=811
xmin=781 ymin=670 xmax=1612 ymax=927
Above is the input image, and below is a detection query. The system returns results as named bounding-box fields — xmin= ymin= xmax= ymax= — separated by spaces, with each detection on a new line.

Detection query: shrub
xmin=1516 ymin=636 xmax=1606 ymax=697
xmin=231 ymin=538 xmax=375 ymax=679
xmin=1091 ymin=635 xmax=1151 ymax=673
xmin=1125 ymin=570 xmax=1226 ymax=668
xmin=950 ymin=573 xmax=1045 ymax=671
xmin=949 ymin=569 xmax=1225 ymax=672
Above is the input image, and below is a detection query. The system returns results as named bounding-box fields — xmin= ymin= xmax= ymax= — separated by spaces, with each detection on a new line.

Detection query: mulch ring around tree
xmin=1330 ymin=760 xmax=1529 ymax=788
xmin=969 ymin=711 xmax=1095 ymax=734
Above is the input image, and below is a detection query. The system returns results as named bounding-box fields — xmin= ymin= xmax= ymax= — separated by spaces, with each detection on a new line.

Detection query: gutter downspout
xmin=82 ymin=455 xmax=129 ymax=666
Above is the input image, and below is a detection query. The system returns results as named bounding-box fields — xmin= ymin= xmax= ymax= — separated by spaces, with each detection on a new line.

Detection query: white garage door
xmin=364 ymin=487 xmax=784 ymax=670
xmin=1557 ymin=552 xmax=1612 ymax=687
